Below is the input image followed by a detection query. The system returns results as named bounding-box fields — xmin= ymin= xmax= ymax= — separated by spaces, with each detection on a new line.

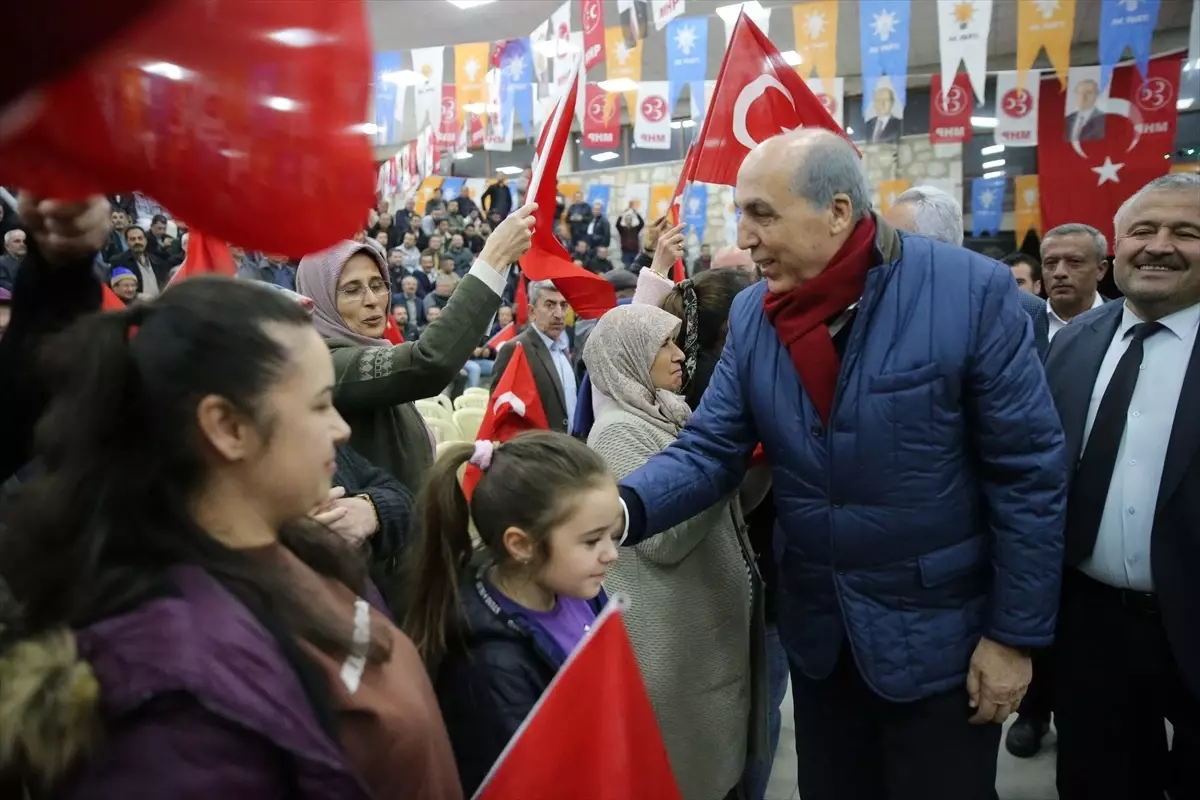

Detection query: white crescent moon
xmin=1069 ymin=97 xmax=1142 ymax=159
xmin=732 ymin=74 xmax=797 ymax=151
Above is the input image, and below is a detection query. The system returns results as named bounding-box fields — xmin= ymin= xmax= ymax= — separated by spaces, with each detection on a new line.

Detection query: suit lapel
xmin=1052 ymin=304 xmax=1122 ymax=470
xmin=524 ymin=329 xmax=567 ymax=416
xmin=1157 ymin=333 xmax=1200 ymax=507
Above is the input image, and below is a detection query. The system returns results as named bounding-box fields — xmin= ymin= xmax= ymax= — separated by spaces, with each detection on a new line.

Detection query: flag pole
xmin=527 ymin=56 xmax=583 ymax=202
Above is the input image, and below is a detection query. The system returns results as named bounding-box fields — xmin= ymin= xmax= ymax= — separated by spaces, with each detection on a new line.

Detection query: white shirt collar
xmin=1119 ymin=300 xmax=1200 ymax=341
xmin=1047 ymin=291 xmax=1105 ymax=326
xmin=534 ymin=325 xmax=568 ymax=353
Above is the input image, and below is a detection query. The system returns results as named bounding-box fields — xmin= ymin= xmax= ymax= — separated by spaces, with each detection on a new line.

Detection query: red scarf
xmin=762 ymin=215 xmax=877 ymax=423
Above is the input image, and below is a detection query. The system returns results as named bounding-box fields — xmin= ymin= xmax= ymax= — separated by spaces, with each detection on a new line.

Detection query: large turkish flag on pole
xmin=1038 ymin=54 xmax=1184 ymax=236
xmin=691 ymin=10 xmax=855 ymax=188
xmin=475 ymin=596 xmax=682 ymax=800
xmin=523 ymin=58 xmax=616 ymax=319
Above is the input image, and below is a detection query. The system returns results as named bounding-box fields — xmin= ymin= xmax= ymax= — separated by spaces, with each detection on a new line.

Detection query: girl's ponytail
xmin=404 ymin=442 xmax=477 ymax=664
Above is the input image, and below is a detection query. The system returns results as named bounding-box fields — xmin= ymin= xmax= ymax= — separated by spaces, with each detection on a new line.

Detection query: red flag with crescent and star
xmin=691 ymin=10 xmax=856 ymax=188
xmin=1038 ymin=53 xmax=1183 ymax=236
xmin=668 ymin=142 xmax=697 ymax=283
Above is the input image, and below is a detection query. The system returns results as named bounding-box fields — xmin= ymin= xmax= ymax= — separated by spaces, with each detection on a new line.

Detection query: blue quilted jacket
xmin=620 ymin=222 xmax=1068 ymax=701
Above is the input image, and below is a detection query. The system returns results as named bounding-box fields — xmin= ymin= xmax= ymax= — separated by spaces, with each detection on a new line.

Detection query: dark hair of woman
xmin=0 ymin=277 xmax=388 ymax=665
xmin=404 ymin=431 xmax=610 ymax=663
xmin=659 ymin=268 xmax=753 ymax=409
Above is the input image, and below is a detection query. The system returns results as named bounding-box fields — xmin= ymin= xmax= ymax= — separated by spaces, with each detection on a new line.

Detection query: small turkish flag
xmin=487 ymin=322 xmax=517 ymax=349
xmin=1039 ymin=54 xmax=1184 ymax=235
xmin=524 ymin=58 xmax=616 ymax=319
xmin=382 ymin=315 xmax=403 ymax=344
xmin=100 ymin=284 xmax=126 ymax=311
xmin=667 ymin=142 xmax=697 ymax=283
xmin=692 ymin=10 xmax=854 ymax=188
xmin=475 ymin=597 xmax=682 ymax=800
xmin=167 ymin=230 xmax=237 ymax=286
xmin=463 ymin=342 xmax=548 ymax=497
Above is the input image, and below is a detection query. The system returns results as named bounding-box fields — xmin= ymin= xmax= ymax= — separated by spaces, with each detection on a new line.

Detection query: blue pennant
xmin=682 ymin=184 xmax=708 ymax=247
xmin=586 ymin=184 xmax=612 ymax=214
xmin=858 ymin=0 xmax=911 ymax=118
xmin=1099 ymin=0 xmax=1162 ymax=90
xmin=667 ymin=17 xmax=709 ymax=113
xmin=498 ymin=38 xmax=535 ymax=139
xmin=971 ymin=177 xmax=1007 ymax=238
xmin=372 ymin=52 xmax=402 ymax=145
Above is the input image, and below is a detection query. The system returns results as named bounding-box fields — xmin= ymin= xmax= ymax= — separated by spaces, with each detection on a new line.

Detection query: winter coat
xmin=620 ymin=216 xmax=1068 ymax=702
xmin=434 ymin=565 xmax=607 ymax=797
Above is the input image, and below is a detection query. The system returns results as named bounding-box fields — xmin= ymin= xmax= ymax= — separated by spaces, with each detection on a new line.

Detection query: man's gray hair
xmin=528 ymin=279 xmax=560 ymax=305
xmin=788 ymin=130 xmax=870 ymax=221
xmin=1042 ymin=223 xmax=1108 ymax=261
xmin=435 ymin=273 xmax=459 ymax=289
xmin=1113 ymin=172 xmax=1200 ymax=238
xmin=3 ymin=229 xmax=22 ymax=247
xmin=894 ymin=185 xmax=964 ymax=246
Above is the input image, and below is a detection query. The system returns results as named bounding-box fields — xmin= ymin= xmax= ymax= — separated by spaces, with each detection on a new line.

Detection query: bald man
xmin=616 ymin=129 xmax=1066 ymax=799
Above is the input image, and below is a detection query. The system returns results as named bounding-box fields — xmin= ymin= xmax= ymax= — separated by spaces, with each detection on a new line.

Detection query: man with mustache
xmin=1043 ymin=172 xmax=1200 ymax=800
xmin=107 ymin=225 xmax=171 ymax=297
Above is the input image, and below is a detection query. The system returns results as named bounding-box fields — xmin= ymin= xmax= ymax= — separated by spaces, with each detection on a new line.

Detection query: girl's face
xmin=535 ymin=478 xmax=624 ymax=600
xmin=649 ymin=336 xmax=685 ymax=391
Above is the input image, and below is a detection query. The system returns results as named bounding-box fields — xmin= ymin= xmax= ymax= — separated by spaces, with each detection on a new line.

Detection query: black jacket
xmin=585 ymin=216 xmax=611 ymax=250
xmin=435 ymin=565 xmax=606 ymax=796
xmin=480 ymin=183 xmax=512 ymax=220
xmin=0 ymin=240 xmax=102 ymax=482
xmin=331 ymin=444 xmax=415 ymax=620
xmin=107 ymin=250 xmax=172 ymax=295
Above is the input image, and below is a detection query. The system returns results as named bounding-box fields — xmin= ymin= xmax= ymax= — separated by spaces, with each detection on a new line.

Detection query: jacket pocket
xmin=868 ymin=361 xmax=942 ymax=393
xmin=918 ymin=535 xmax=986 ymax=588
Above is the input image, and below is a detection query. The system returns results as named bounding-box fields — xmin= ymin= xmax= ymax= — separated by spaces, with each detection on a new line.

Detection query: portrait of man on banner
xmin=1064 ymin=66 xmax=1110 ymax=143
xmin=865 ymin=77 xmax=904 ymax=144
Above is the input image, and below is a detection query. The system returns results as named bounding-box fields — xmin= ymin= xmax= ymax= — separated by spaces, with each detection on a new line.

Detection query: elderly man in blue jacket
xmin=618 ymin=129 xmax=1067 ymax=800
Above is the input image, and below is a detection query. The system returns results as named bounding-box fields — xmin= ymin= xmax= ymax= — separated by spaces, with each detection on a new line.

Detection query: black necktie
xmin=1064 ymin=321 xmax=1164 ymax=565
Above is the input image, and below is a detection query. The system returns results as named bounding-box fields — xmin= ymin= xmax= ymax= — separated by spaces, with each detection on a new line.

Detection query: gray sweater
xmin=589 ymin=407 xmax=755 ymax=800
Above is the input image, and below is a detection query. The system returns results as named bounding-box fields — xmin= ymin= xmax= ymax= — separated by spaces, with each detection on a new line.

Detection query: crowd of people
xmin=0 ymin=126 xmax=1197 ymax=800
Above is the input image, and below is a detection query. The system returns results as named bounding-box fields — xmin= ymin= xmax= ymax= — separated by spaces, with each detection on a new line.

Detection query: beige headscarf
xmin=296 ymin=240 xmax=391 ymax=347
xmin=585 ymin=304 xmax=692 ymax=435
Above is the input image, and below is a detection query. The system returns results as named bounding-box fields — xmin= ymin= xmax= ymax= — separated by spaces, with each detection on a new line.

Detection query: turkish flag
xmin=1039 ymin=54 xmax=1184 ymax=235
xmin=101 ymin=284 xmax=127 ymax=311
xmin=383 ymin=316 xmax=403 ymax=344
xmin=514 ymin=274 xmax=529 ymax=326
xmin=692 ymin=10 xmax=856 ymax=187
xmin=463 ymin=342 xmax=548 ymax=497
xmin=475 ymin=598 xmax=682 ymax=800
xmin=523 ymin=60 xmax=616 ymax=319
xmin=167 ymin=230 xmax=236 ymax=286
xmin=668 ymin=143 xmax=697 ymax=283
xmin=487 ymin=322 xmax=517 ymax=349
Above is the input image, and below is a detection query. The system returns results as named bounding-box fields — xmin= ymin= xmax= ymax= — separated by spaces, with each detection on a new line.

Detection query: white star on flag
xmin=1033 ymin=0 xmax=1060 ymax=19
xmin=806 ymin=11 xmax=827 ymax=40
xmin=1092 ymin=156 xmax=1125 ymax=185
xmin=675 ymin=25 xmax=697 ymax=56
xmin=979 ymin=189 xmax=995 ymax=209
xmin=872 ymin=9 xmax=898 ymax=41
xmin=464 ymin=58 xmax=481 ymax=81
xmin=505 ymin=54 xmax=526 ymax=81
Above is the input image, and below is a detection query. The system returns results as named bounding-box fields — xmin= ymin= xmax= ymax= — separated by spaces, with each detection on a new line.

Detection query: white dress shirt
xmin=1047 ymin=291 xmax=1105 ymax=341
xmin=534 ymin=326 xmax=577 ymax=431
xmin=1078 ymin=301 xmax=1200 ymax=591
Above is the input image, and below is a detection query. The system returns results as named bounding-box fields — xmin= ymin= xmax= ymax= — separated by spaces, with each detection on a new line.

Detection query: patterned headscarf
xmin=584 ymin=304 xmax=692 ymax=435
xmin=296 ymin=240 xmax=391 ymax=347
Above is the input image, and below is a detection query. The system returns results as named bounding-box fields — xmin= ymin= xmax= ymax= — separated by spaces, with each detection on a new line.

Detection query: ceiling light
xmin=982 ymin=170 xmax=1005 ymax=179
xmin=141 ymin=61 xmax=192 ymax=81
xmin=534 ymin=40 xmax=558 ymax=57
xmin=381 ymin=70 xmax=427 ymax=86
xmin=980 ymin=144 xmax=1005 ymax=156
xmin=971 ymin=116 xmax=998 ymax=128
xmin=446 ymin=0 xmax=496 ymax=9
xmin=845 ymin=126 xmax=854 ymax=135
xmin=1178 ymin=97 xmax=1195 ymax=110
xmin=267 ymin=28 xmax=328 ymax=48
xmin=462 ymin=102 xmax=488 ymax=114
xmin=264 ymin=96 xmax=300 ymax=112
xmin=715 ymin=1 xmax=764 ymax=25
xmin=780 ymin=50 xmax=803 ymax=66
xmin=591 ymin=152 xmax=620 ymax=162
xmin=669 ymin=119 xmax=698 ymax=129
xmin=454 ymin=151 xmax=473 ymax=160
xmin=981 ymin=159 xmax=1006 ymax=169
xmin=496 ymin=166 xmax=524 ymax=175
xmin=356 ymin=122 xmax=379 ymax=135
xmin=598 ymin=78 xmax=639 ymax=93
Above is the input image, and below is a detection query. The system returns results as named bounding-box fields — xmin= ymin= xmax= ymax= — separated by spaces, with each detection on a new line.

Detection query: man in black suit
xmin=865 ymin=85 xmax=902 ymax=144
xmin=1002 ymin=252 xmax=1051 ymax=361
xmin=1064 ymin=79 xmax=1107 ymax=143
xmin=1043 ymin=173 xmax=1200 ymax=800
xmin=491 ymin=279 xmax=573 ymax=434
xmin=107 ymin=225 xmax=171 ymax=297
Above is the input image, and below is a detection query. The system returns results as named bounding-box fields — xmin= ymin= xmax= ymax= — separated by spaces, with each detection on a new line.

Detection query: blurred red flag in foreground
xmin=0 ymin=0 xmax=375 ymax=260
xmin=476 ymin=597 xmax=681 ymax=800
xmin=522 ymin=59 xmax=616 ymax=320
xmin=462 ymin=342 xmax=547 ymax=498
xmin=167 ymin=230 xmax=236 ymax=286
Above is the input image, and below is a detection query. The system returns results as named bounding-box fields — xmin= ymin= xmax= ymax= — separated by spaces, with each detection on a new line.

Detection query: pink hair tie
xmin=469 ymin=440 xmax=496 ymax=471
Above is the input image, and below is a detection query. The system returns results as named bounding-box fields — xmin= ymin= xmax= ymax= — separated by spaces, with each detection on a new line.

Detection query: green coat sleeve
xmin=331 ymin=275 xmax=502 ymax=412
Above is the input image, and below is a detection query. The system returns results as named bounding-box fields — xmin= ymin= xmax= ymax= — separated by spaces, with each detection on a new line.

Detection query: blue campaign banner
xmin=971 ymin=177 xmax=1007 ymax=237
xmin=440 ymin=177 xmax=466 ymax=203
xmin=667 ymin=17 xmax=709 ymax=113
xmin=1099 ymin=0 xmax=1161 ymax=89
xmin=498 ymin=38 xmax=535 ymax=138
xmin=858 ymin=0 xmax=911 ymax=118
xmin=373 ymin=52 xmax=402 ymax=145
xmin=586 ymin=184 xmax=612 ymax=214
xmin=682 ymin=183 xmax=708 ymax=246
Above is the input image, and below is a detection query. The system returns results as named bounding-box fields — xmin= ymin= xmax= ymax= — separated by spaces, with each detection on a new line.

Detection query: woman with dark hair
xmin=0 ymin=278 xmax=461 ymax=799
